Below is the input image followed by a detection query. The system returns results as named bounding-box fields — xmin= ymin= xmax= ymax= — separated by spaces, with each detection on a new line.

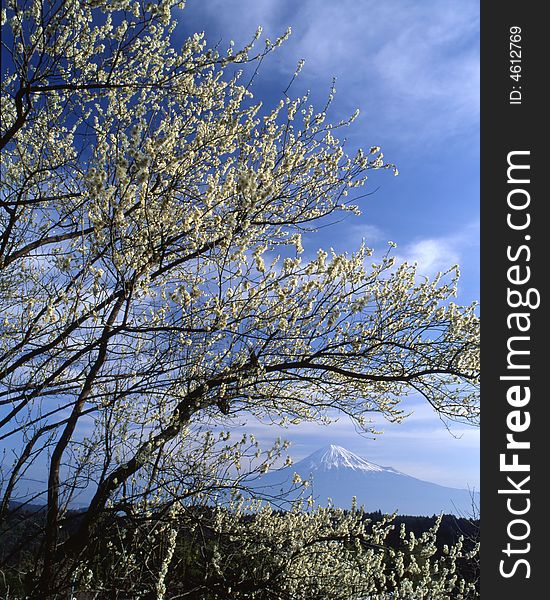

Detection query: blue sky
xmin=179 ymin=0 xmax=480 ymax=490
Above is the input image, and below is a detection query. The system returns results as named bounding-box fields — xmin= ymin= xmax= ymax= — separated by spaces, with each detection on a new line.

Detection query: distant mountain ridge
xmin=251 ymin=444 xmax=479 ymax=516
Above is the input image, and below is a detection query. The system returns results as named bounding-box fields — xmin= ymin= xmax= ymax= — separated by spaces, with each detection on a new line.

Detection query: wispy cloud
xmin=183 ymin=0 xmax=479 ymax=146
xmin=395 ymin=220 xmax=479 ymax=277
xmin=294 ymin=0 xmax=479 ymax=141
xmin=344 ymin=223 xmax=389 ymax=247
xmin=398 ymin=238 xmax=460 ymax=276
xmin=330 ymin=219 xmax=479 ymax=280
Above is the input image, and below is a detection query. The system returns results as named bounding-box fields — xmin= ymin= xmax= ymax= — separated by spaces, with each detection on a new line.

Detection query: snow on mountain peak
xmin=304 ymin=444 xmax=389 ymax=473
xmin=253 ymin=444 xmax=476 ymax=515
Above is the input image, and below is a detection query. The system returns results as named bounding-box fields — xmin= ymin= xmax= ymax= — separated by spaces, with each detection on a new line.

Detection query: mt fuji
xmin=250 ymin=445 xmax=478 ymax=516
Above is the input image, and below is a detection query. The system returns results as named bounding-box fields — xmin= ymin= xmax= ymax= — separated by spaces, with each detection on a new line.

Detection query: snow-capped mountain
xmin=301 ymin=445 xmax=403 ymax=475
xmin=251 ymin=444 xmax=479 ymax=516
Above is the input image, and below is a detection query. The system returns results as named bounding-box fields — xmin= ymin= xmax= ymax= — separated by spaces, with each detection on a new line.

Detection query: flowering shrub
xmin=71 ymin=500 xmax=479 ymax=599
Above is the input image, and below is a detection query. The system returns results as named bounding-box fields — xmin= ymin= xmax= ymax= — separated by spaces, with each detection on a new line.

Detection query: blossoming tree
xmin=1 ymin=1 xmax=479 ymax=597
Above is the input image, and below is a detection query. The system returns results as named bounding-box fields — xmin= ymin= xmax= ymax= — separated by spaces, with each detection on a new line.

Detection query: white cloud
xmin=399 ymin=238 xmax=460 ymax=276
xmin=395 ymin=219 xmax=479 ymax=277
